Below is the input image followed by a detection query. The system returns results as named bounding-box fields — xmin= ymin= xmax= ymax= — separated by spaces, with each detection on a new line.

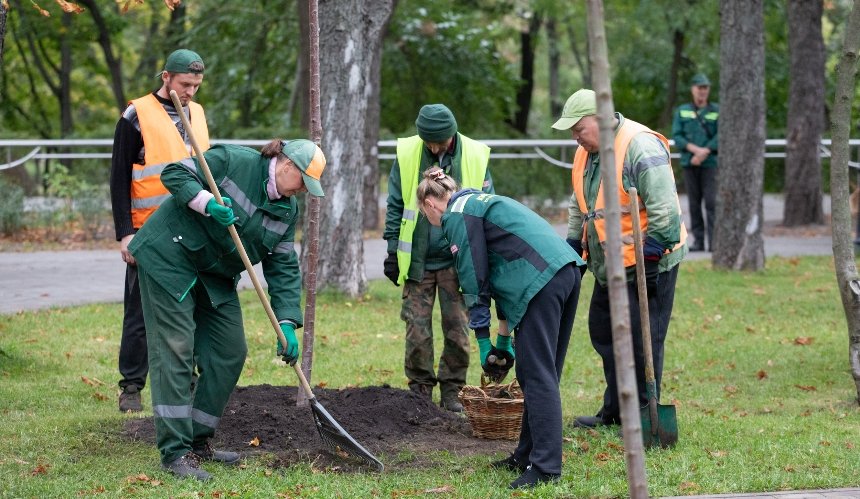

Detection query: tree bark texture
xmin=312 ymin=0 xmax=395 ymax=296
xmin=508 ymin=12 xmax=541 ymax=134
xmin=713 ymin=0 xmax=765 ymax=270
xmin=658 ymin=28 xmax=684 ymax=130
xmin=829 ymin=0 xmax=860 ymax=405
xmin=1 ymin=2 xmax=7 ymax=66
xmin=586 ymin=1 xmax=648 ymax=497
xmin=783 ymin=0 xmax=825 ymax=226
xmin=547 ymin=17 xmax=562 ymax=118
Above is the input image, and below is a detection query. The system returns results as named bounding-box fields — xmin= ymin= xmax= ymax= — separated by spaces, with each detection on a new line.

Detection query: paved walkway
xmin=0 ymin=194 xmax=836 ymax=315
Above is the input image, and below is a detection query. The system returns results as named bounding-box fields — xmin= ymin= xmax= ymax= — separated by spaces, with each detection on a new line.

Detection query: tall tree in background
xmin=312 ymin=0 xmax=395 ymax=296
xmin=507 ymin=8 xmax=541 ymax=134
xmin=1 ymin=1 xmax=7 ymax=65
xmin=783 ymin=0 xmax=825 ymax=226
xmin=829 ymin=0 xmax=860 ymax=404
xmin=713 ymin=0 xmax=765 ymax=270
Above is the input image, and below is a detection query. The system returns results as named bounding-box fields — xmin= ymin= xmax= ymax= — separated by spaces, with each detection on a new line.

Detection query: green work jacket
xmin=567 ymin=114 xmax=687 ymax=287
xmin=442 ymin=190 xmax=583 ymax=331
xmin=671 ymin=102 xmax=719 ymax=168
xmin=128 ymin=144 xmax=304 ymax=325
xmin=384 ymin=133 xmax=493 ymax=283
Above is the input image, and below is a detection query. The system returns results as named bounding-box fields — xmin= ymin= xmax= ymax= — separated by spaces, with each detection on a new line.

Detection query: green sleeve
xmin=567 ymin=191 xmax=584 ymax=241
xmin=442 ymin=213 xmax=479 ymax=307
xmin=670 ymin=107 xmax=689 ymax=151
xmin=626 ymin=135 xmax=681 ymax=249
xmin=383 ymin=159 xmax=404 ymax=254
xmin=161 ymin=146 xmax=230 ymax=205
xmin=262 ymin=220 xmax=303 ymax=327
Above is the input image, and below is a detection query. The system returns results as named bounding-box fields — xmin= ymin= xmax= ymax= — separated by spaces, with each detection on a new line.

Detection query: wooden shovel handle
xmin=628 ymin=188 xmax=656 ymax=385
xmin=168 ymin=90 xmax=316 ymax=401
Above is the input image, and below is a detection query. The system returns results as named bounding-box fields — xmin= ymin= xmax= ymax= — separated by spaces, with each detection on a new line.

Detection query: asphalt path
xmin=0 ymin=194 xmax=834 ymax=315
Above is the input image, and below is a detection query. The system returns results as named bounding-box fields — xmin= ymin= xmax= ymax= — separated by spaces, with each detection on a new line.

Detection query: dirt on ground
xmin=122 ymin=384 xmax=515 ymax=472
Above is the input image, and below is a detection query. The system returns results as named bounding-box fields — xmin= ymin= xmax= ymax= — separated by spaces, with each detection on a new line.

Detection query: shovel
xmin=629 ymin=187 xmax=678 ymax=449
xmin=169 ymin=91 xmax=384 ymax=471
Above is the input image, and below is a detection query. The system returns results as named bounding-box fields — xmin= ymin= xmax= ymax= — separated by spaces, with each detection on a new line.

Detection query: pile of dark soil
xmin=122 ymin=384 xmax=514 ymax=471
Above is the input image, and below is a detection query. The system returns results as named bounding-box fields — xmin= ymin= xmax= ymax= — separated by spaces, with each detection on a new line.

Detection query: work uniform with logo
xmin=441 ymin=190 xmax=582 ymax=479
xmin=384 ymin=116 xmax=493 ymax=409
xmin=110 ymin=88 xmax=209 ymax=404
xmin=128 ymin=143 xmax=317 ymax=468
xmin=567 ymin=113 xmax=687 ymax=424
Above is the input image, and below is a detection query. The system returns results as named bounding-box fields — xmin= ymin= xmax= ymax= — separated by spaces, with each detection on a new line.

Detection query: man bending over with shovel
xmin=129 ymin=139 xmax=326 ymax=480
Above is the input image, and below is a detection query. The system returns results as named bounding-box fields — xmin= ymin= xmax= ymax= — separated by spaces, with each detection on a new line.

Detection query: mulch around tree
xmin=121 ymin=384 xmax=515 ymax=471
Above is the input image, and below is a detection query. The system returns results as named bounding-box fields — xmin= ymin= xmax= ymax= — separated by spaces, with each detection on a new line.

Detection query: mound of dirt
xmin=122 ymin=384 xmax=514 ymax=471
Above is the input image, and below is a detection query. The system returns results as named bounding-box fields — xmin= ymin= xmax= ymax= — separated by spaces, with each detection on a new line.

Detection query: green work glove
xmin=276 ymin=323 xmax=299 ymax=365
xmin=206 ymin=197 xmax=237 ymax=227
xmin=477 ymin=336 xmax=493 ymax=366
xmin=496 ymin=334 xmax=515 ymax=359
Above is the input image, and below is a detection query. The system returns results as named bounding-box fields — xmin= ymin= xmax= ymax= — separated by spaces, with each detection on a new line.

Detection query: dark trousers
xmin=119 ymin=264 xmax=148 ymax=392
xmin=683 ymin=167 xmax=717 ymax=249
xmin=512 ymin=263 xmax=580 ymax=475
xmin=587 ymin=264 xmax=679 ymax=420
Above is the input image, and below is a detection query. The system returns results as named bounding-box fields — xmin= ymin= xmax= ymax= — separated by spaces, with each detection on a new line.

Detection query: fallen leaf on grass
xmin=707 ymin=449 xmax=728 ymax=458
xmin=31 ymin=463 xmax=50 ymax=475
xmin=77 ymin=485 xmax=105 ymax=494
xmin=723 ymin=385 xmax=738 ymax=394
xmin=81 ymin=376 xmax=105 ymax=386
xmin=248 ymin=437 xmax=260 ymax=447
xmin=595 ymin=452 xmax=611 ymax=462
xmin=679 ymin=482 xmax=700 ymax=492
xmin=820 ymin=441 xmax=831 ymax=446
xmin=794 ymin=385 xmax=817 ymax=391
xmin=784 ymin=465 xmax=795 ymax=472
xmin=756 ymin=370 xmax=768 ymax=380
xmin=92 ymin=392 xmax=109 ymax=401
xmin=794 ymin=337 xmax=814 ymax=346
xmin=424 ymin=485 xmax=454 ymax=493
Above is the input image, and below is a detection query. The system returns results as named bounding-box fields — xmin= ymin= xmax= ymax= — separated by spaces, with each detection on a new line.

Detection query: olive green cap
xmin=551 ymin=89 xmax=596 ymax=130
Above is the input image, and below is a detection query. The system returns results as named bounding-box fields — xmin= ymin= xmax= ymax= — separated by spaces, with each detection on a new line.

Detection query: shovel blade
xmin=309 ymin=397 xmax=385 ymax=471
xmin=640 ymin=402 xmax=678 ymax=449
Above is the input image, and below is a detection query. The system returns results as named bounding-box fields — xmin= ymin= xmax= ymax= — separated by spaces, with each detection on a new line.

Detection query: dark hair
xmin=417 ymin=166 xmax=459 ymax=204
xmin=261 ymin=139 xmax=285 ymax=159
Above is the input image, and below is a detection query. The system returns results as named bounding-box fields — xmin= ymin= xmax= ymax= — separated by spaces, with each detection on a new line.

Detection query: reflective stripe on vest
xmin=130 ymin=94 xmax=210 ymax=228
xmin=395 ymin=133 xmax=490 ymax=285
xmin=571 ymin=119 xmax=686 ymax=267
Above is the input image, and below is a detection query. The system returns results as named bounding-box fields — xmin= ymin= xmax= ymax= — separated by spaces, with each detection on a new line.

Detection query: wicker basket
xmin=458 ymin=377 xmax=524 ymax=440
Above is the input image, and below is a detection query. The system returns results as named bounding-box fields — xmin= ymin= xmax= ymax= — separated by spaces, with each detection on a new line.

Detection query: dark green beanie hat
xmin=415 ymin=104 xmax=457 ymax=142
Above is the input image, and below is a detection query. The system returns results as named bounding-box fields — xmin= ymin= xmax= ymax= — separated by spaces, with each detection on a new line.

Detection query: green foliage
xmin=0 ymin=177 xmax=25 ymax=235
xmin=1 ymin=258 xmax=859 ymax=497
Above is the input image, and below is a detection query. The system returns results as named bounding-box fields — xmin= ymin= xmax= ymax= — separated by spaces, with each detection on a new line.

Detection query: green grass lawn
xmin=1 ymin=256 xmax=858 ymax=498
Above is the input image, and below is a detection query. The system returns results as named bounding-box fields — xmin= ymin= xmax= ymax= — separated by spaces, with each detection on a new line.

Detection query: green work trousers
xmin=401 ymin=267 xmax=470 ymax=398
xmin=138 ymin=266 xmax=247 ymax=465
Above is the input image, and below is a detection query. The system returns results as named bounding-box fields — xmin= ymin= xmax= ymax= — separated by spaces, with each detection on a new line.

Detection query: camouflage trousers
xmin=401 ymin=267 xmax=470 ymax=399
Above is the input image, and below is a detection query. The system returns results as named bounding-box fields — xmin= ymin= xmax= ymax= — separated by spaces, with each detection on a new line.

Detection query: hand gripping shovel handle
xmin=168 ymin=90 xmax=316 ymax=401
xmin=629 ymin=188 xmax=659 ymax=433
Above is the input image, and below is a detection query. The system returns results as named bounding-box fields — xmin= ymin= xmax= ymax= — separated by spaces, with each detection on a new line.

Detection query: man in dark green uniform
xmin=672 ymin=73 xmax=719 ymax=252
xmin=130 ymin=139 xmax=326 ymax=480
xmin=383 ymin=104 xmax=494 ymax=412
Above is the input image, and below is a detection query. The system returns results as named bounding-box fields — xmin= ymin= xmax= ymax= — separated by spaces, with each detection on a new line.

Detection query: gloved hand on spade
xmin=276 ymin=322 xmax=300 ymax=365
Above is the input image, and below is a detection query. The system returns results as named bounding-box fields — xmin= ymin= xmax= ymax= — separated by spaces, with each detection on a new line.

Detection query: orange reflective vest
xmin=130 ymin=94 xmax=210 ymax=228
xmin=571 ymin=119 xmax=686 ymax=267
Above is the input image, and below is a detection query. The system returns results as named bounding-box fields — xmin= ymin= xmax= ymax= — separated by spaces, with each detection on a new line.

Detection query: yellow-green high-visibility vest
xmin=395 ymin=133 xmax=490 ymax=285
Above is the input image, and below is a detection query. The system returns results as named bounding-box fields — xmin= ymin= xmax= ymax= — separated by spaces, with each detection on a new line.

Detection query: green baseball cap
xmin=161 ymin=49 xmax=205 ymax=75
xmin=551 ymin=89 xmax=596 ymax=130
xmin=690 ymin=73 xmax=711 ymax=87
xmin=281 ymin=139 xmax=327 ymax=197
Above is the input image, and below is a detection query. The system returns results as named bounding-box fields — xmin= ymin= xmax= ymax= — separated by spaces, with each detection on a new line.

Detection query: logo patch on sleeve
xmin=450 ymin=244 xmax=459 ymax=254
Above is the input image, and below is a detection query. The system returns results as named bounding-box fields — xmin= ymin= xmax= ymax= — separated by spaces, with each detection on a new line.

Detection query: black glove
xmin=566 ymin=238 xmax=588 ymax=276
xmin=383 ymin=252 xmax=399 ymax=286
xmin=482 ymin=346 xmax=515 ymax=383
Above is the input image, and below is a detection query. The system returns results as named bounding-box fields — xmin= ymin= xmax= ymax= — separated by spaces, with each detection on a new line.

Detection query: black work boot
xmin=119 ymin=387 xmax=143 ymax=413
xmin=572 ymin=410 xmax=620 ymax=429
xmin=163 ymin=452 xmax=211 ymax=481
xmin=409 ymin=383 xmax=433 ymax=400
xmin=491 ymin=454 xmax=528 ymax=473
xmin=440 ymin=389 xmax=464 ymax=413
xmin=509 ymin=465 xmax=560 ymax=489
xmin=191 ymin=441 xmax=241 ymax=465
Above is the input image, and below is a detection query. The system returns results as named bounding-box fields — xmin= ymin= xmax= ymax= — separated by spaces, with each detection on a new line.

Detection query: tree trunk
xmin=361 ymin=0 xmax=396 ymax=231
xmin=547 ymin=16 xmax=562 ymax=118
xmin=1 ymin=2 xmax=7 ymax=65
xmin=829 ymin=0 xmax=860 ymax=405
xmin=78 ymin=0 xmax=126 ymax=112
xmin=783 ymin=0 xmax=825 ymax=226
xmin=586 ymin=1 xmax=648 ymax=497
xmin=508 ymin=12 xmax=541 ymax=134
xmin=566 ymin=14 xmax=591 ymax=89
xmin=658 ymin=28 xmax=684 ymax=129
xmin=713 ymin=0 xmax=766 ymax=271
xmin=311 ymin=0 xmax=395 ymax=296
xmin=296 ymin=0 xmax=311 ymax=134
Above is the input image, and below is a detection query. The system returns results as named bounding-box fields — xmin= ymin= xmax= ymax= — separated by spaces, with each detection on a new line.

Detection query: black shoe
xmin=491 ymin=454 xmax=528 ymax=473
xmin=689 ymin=243 xmax=705 ymax=252
xmin=572 ymin=412 xmax=620 ymax=429
xmin=191 ymin=442 xmax=241 ymax=465
xmin=119 ymin=388 xmax=143 ymax=413
xmin=163 ymin=453 xmax=211 ymax=481
xmin=509 ymin=465 xmax=560 ymax=489
xmin=440 ymin=391 xmax=464 ymax=413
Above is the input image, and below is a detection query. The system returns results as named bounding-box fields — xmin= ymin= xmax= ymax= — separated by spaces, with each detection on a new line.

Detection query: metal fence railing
xmin=2 ymin=137 xmax=860 ymax=172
